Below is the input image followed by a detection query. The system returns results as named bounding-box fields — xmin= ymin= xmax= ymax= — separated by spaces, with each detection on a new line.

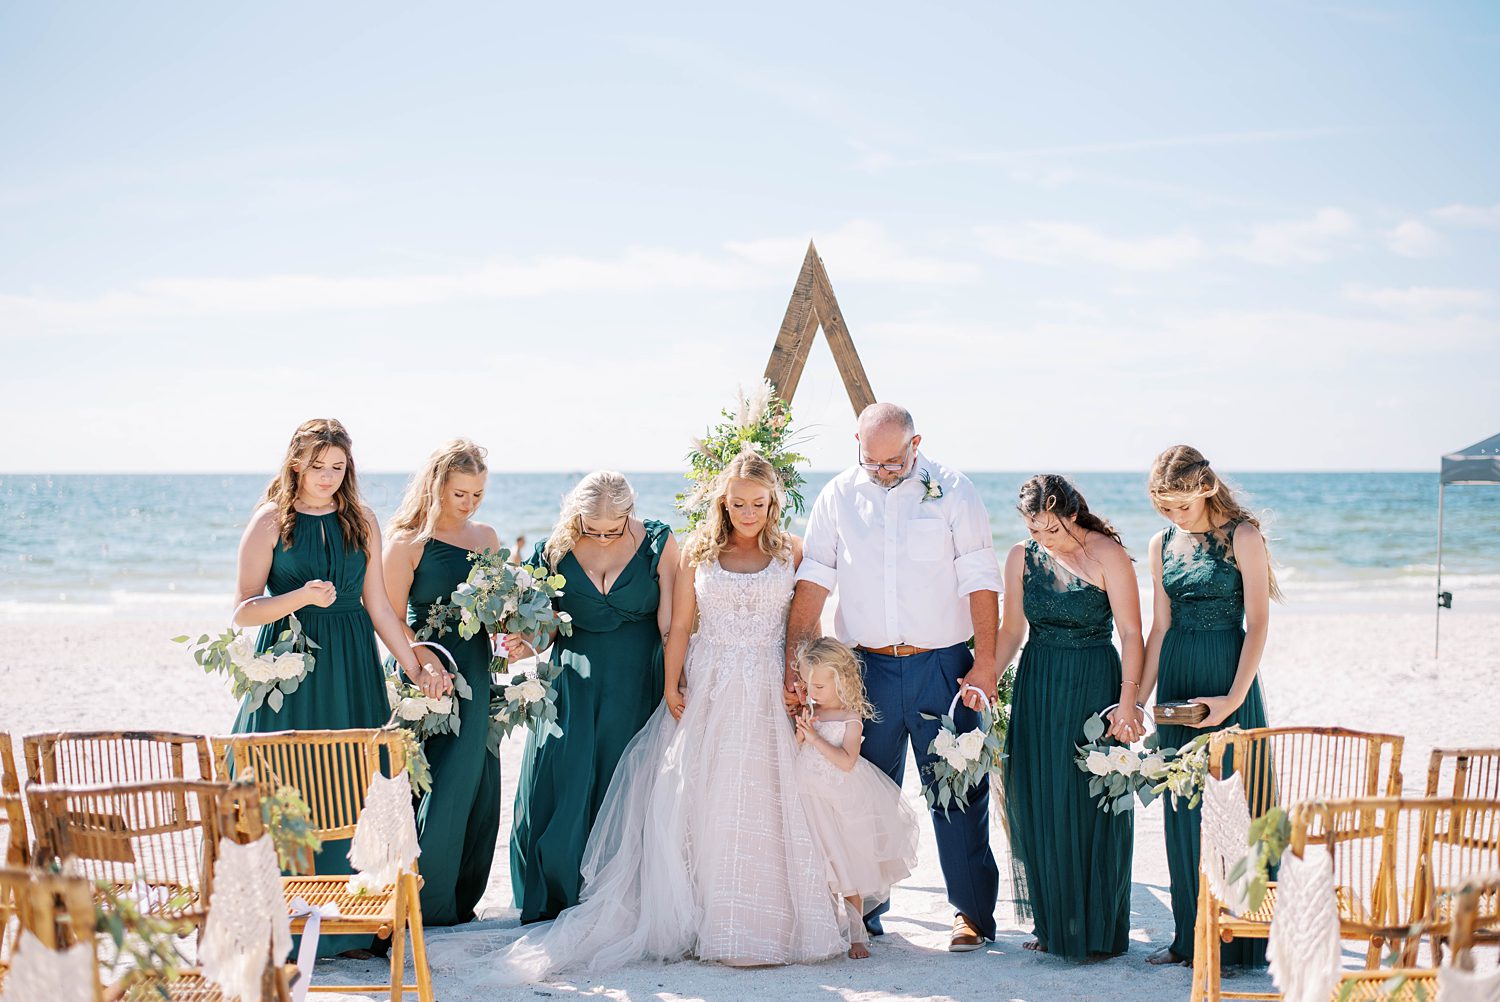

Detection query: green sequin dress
xmin=1003 ymin=540 xmax=1133 ymax=959
xmin=1156 ymin=521 xmax=1268 ymax=965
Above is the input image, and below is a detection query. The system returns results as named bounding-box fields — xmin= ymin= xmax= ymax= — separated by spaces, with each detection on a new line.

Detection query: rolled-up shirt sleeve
xmin=948 ymin=477 xmax=1001 ymax=597
xmin=795 ymin=482 xmax=839 ymax=592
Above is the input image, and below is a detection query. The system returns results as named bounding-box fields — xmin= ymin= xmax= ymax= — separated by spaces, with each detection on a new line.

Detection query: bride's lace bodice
xmin=692 ymin=557 xmax=795 ymax=648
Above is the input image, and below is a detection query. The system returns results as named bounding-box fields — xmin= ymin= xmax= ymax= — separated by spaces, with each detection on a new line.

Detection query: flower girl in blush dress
xmin=792 ymin=638 xmax=920 ymax=959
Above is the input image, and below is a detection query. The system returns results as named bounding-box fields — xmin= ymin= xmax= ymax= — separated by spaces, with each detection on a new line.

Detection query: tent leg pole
xmin=1435 ymin=483 xmax=1445 ymax=659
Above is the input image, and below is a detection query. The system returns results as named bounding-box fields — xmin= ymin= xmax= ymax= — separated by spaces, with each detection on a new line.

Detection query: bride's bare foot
xmin=848 ymin=942 xmax=870 ymax=960
xmin=1023 ymin=939 xmax=1047 ymax=952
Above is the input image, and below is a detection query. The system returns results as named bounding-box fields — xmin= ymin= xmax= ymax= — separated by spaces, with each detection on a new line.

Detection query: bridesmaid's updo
xmin=543 ymin=471 xmax=638 ymax=570
xmin=1015 ymin=474 xmax=1124 ymax=548
xmin=1148 ymin=445 xmax=1282 ymax=601
xmin=262 ymin=418 xmax=370 ymax=552
xmin=390 ymin=439 xmax=489 ymax=543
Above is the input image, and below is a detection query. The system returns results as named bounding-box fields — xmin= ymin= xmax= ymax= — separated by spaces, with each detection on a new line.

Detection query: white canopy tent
xmin=1435 ymin=430 xmax=1500 ymax=656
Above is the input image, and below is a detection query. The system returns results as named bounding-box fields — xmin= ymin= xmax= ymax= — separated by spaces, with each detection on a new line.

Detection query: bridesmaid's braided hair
xmin=261 ymin=418 xmax=370 ymax=553
xmin=389 ymin=439 xmax=488 ymax=544
xmin=1015 ymin=474 xmax=1124 ymax=547
xmin=1148 ymin=445 xmax=1282 ymax=601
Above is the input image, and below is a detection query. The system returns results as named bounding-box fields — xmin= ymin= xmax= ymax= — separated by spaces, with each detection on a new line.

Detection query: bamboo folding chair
xmin=1428 ymin=747 xmax=1500 ymax=959
xmin=24 ymin=730 xmax=214 ymax=786
xmin=1284 ymin=792 xmax=1500 ymax=996
xmin=3 ymin=781 xmax=298 ymax=1002
xmin=0 ymin=867 xmax=103 ymax=1002
xmin=1193 ymin=726 xmax=1406 ymax=1002
xmin=0 ymin=732 xmax=18 ymax=794
xmin=211 ymin=729 xmax=433 ymax=1002
xmin=27 ymin=778 xmax=228 ymax=933
xmin=1330 ymin=868 xmax=1500 ymax=1001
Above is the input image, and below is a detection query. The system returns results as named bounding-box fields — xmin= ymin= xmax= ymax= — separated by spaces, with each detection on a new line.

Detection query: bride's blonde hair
xmin=682 ymin=450 xmax=791 ymax=567
xmin=542 ymin=471 xmax=638 ymax=570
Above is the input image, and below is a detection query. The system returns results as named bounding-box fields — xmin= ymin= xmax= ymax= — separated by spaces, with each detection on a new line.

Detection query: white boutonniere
xmin=918 ymin=469 xmax=944 ymax=503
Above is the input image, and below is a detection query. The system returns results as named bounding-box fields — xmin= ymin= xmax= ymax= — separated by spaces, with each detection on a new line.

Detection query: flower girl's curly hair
xmin=682 ymin=450 xmax=792 ymax=568
xmin=795 ymin=638 xmax=877 ymax=721
xmin=389 ymin=439 xmax=488 ymax=544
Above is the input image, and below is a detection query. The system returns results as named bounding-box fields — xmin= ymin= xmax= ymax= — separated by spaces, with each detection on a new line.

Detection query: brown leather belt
xmin=856 ymin=643 xmax=933 ymax=658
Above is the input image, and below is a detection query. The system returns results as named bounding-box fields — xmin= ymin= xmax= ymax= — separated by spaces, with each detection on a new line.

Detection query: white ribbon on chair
xmin=200 ymin=834 xmax=293 ymax=1002
xmin=0 ymin=932 xmax=96 ymax=1002
xmin=348 ymin=769 xmax=421 ymax=889
xmin=287 ymin=897 xmax=343 ymax=1002
xmin=1200 ymin=772 xmax=1253 ymax=915
xmin=1266 ymin=844 xmax=1342 ymax=1002
xmin=1439 ymin=962 xmax=1500 ymax=1002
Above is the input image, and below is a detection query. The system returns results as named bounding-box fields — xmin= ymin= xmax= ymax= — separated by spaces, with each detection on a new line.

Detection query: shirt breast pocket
xmin=906 ymin=518 xmax=948 ymax=562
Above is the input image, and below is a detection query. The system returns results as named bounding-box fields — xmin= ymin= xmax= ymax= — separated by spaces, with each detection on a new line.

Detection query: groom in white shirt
xmin=786 ymin=402 xmax=1001 ymax=952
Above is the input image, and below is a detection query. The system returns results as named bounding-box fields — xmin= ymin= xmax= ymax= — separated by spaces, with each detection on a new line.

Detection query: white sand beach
xmin=3 ymin=585 xmax=1496 ymax=1002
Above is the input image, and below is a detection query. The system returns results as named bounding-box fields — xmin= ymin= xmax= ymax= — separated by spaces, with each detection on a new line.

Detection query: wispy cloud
xmin=975 ymin=222 xmax=1206 ymax=271
xmin=1384 ymin=219 xmax=1445 ymax=258
xmin=1431 ymin=203 xmax=1500 ymax=228
xmin=858 ymin=128 xmax=1351 ymax=172
xmin=1345 ymin=285 xmax=1493 ymax=313
xmin=0 ymin=222 xmax=972 ymax=332
xmin=1237 ymin=207 xmax=1358 ymax=265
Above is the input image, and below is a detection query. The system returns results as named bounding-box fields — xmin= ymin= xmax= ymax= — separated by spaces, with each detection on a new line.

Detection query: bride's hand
xmin=1105 ymin=702 xmax=1144 ymax=743
xmin=665 ymin=685 xmax=687 ymax=720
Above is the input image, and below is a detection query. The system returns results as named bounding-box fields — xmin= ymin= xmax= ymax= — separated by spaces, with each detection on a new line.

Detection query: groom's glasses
xmin=857 ymin=439 xmax=914 ymax=473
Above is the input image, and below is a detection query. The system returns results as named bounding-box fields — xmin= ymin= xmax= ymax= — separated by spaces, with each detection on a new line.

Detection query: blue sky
xmin=2 ymin=2 xmax=1497 ymax=473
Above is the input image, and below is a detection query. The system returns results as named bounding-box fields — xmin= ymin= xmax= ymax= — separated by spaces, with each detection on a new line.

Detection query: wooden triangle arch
xmin=762 ymin=241 xmax=877 ymax=415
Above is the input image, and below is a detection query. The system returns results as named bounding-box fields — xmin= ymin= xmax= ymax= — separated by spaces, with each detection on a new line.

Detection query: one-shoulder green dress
xmin=1156 ymin=521 xmax=1268 ymax=965
xmin=509 ymin=520 xmax=670 ymax=922
xmin=1003 ymin=540 xmax=1133 ymax=959
xmin=407 ymin=538 xmax=501 ymax=926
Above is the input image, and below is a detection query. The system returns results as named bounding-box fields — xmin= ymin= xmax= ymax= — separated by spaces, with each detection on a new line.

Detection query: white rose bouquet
xmin=1074 ymin=708 xmax=1168 ymax=814
xmin=174 ymin=602 xmax=318 ymax=713
xmin=921 ymin=684 xmax=1006 ymax=817
xmin=418 ymin=547 xmax=576 ymax=753
xmin=384 ymin=642 xmax=472 ymax=740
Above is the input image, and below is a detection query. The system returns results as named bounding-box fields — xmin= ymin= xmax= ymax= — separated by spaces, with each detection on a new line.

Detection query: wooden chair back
xmin=0 ymin=793 xmax=26 ymax=867
xmin=0 ymin=732 xmax=18 ymax=794
xmin=210 ymin=729 xmax=407 ymax=843
xmin=26 ymin=778 xmax=228 ymax=931
xmin=1208 ymin=725 xmax=1404 ymax=829
xmin=23 ymin=730 xmax=213 ymax=787
xmin=1288 ymin=797 xmax=1500 ymax=956
xmin=1427 ymin=747 xmax=1500 ymax=799
xmin=0 ymin=866 xmax=103 ymax=1001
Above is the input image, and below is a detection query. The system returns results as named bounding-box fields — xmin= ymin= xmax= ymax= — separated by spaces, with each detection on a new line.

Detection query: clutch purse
xmin=1153 ymin=700 xmax=1209 ymax=725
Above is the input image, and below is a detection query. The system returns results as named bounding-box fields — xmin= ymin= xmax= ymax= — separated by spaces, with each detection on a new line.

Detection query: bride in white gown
xmin=429 ymin=451 xmax=847 ymax=987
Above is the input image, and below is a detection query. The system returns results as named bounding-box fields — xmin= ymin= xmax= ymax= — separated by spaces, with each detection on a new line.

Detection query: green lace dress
xmin=1156 ymin=521 xmax=1269 ymax=965
xmin=1003 ymin=540 xmax=1133 ymax=959
xmin=407 ymin=539 xmax=501 ymax=926
xmin=509 ymin=520 xmax=671 ymax=922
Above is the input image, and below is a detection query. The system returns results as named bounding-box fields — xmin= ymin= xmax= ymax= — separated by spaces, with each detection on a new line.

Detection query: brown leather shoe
xmin=949 ymin=913 xmax=986 ymax=952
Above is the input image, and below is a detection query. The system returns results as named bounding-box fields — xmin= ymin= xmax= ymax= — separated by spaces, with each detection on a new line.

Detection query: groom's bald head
xmin=858 ymin=402 xmax=915 ymax=441
xmin=856 ymin=403 xmax=920 ymax=487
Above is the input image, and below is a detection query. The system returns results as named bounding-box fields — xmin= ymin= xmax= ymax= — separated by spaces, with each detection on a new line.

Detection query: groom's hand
xmin=959 ymin=654 xmax=999 ymax=711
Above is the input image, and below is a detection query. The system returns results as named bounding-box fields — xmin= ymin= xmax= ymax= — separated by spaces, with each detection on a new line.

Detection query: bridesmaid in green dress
xmin=998 ymin=475 xmax=1145 ymax=960
xmin=384 ymin=439 xmax=501 ymax=926
xmin=506 ymin=471 xmax=678 ymax=923
xmin=231 ymin=418 xmax=443 ymax=957
xmin=1141 ymin=446 xmax=1277 ymax=969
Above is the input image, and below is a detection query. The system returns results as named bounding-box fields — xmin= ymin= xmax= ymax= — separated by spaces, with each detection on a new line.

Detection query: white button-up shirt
xmin=796 ymin=453 xmax=1001 ymax=650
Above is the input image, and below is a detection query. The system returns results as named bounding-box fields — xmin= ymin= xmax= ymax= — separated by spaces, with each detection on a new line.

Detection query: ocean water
xmin=0 ymin=472 xmax=1495 ymax=607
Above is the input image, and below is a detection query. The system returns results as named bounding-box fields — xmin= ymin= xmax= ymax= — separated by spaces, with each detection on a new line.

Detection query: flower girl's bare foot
xmin=848 ymin=942 xmax=870 ymax=960
xmin=1022 ymin=939 xmax=1047 ymax=953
